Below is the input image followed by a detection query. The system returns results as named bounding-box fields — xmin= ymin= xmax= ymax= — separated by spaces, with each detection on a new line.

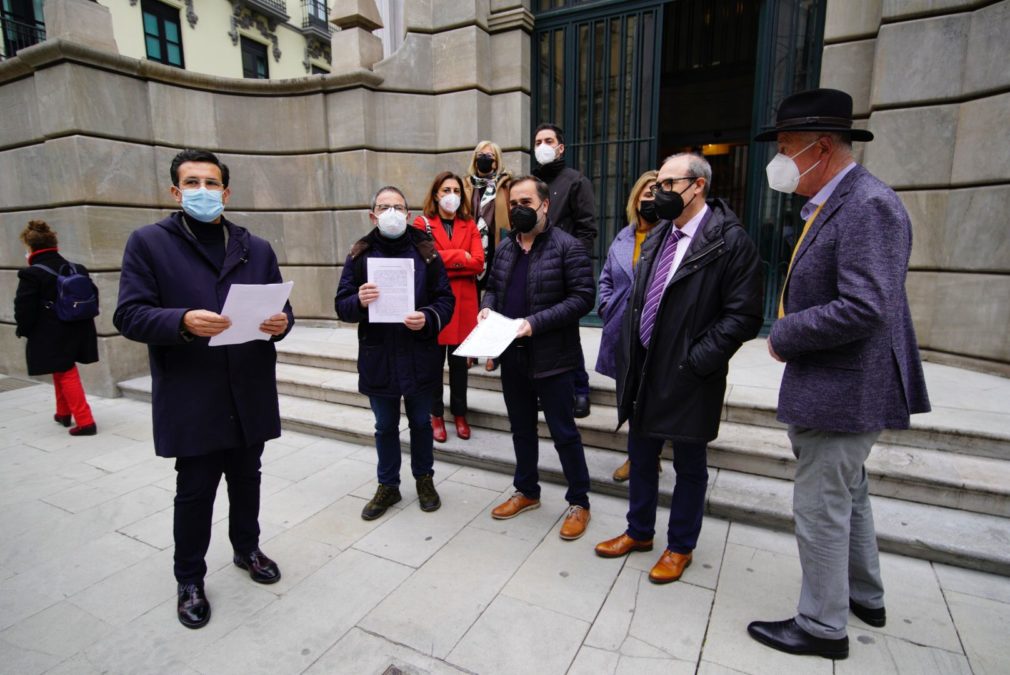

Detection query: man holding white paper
xmin=335 ymin=186 xmax=455 ymax=522
xmin=114 ymin=150 xmax=293 ymax=630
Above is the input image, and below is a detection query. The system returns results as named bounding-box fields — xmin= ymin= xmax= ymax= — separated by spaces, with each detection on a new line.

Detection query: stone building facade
xmin=0 ymin=0 xmax=1007 ymax=397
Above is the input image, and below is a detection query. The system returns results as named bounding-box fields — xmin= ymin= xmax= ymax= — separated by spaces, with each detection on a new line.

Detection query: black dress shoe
xmin=850 ymin=599 xmax=886 ymax=627
xmin=177 ymin=583 xmax=210 ymax=629
xmin=54 ymin=414 xmax=72 ymax=427
xmin=233 ymin=549 xmax=281 ymax=584
xmin=574 ymin=394 xmax=591 ymax=418
xmin=69 ymin=423 xmax=97 ymax=436
xmin=747 ymin=618 xmax=848 ymax=660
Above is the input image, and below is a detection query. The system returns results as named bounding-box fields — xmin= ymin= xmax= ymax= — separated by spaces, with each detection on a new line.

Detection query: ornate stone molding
xmin=228 ymin=2 xmax=282 ymax=62
xmin=303 ymin=37 xmax=332 ymax=73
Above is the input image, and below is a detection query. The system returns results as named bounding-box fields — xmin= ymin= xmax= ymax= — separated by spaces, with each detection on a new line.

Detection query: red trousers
xmin=53 ymin=366 xmax=94 ymax=426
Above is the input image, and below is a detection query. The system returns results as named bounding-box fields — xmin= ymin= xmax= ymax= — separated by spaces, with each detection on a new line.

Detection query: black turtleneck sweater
xmin=186 ymin=216 xmax=226 ymax=269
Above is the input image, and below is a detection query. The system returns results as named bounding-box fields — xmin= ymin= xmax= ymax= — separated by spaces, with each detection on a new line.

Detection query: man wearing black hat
xmin=745 ymin=89 xmax=931 ymax=660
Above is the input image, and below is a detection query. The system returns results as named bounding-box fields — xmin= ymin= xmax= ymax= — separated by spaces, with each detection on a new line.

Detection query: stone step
xmin=116 ymin=375 xmax=1010 ymax=577
xmin=276 ymin=333 xmax=1010 ymax=461
xmin=273 ymin=363 xmax=1010 ymax=519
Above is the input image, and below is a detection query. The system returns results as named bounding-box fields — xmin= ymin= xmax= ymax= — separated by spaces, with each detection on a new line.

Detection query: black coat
xmin=334 ymin=227 xmax=455 ymax=398
xmin=616 ymin=200 xmax=763 ymax=443
xmin=481 ymin=224 xmax=595 ymax=378
xmin=14 ymin=249 xmax=99 ymax=375
xmin=113 ymin=212 xmax=294 ymax=458
xmin=533 ymin=160 xmax=598 ymax=250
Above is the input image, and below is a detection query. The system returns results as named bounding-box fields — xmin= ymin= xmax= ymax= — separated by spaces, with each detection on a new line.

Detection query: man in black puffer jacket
xmin=480 ymin=175 xmax=596 ymax=541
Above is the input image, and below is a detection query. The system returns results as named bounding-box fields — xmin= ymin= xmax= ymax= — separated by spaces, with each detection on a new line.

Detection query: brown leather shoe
xmin=649 ymin=550 xmax=692 ymax=584
xmin=595 ymin=533 xmax=654 ymax=558
xmin=431 ymin=415 xmax=447 ymax=443
xmin=613 ymin=458 xmax=662 ymax=482
xmin=559 ymin=505 xmax=591 ymax=540
xmin=491 ymin=492 xmax=540 ymax=520
xmin=454 ymin=415 xmax=471 ymax=440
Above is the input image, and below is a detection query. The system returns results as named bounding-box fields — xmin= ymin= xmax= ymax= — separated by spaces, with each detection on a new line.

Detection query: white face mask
xmin=765 ymin=139 xmax=821 ymax=193
xmin=439 ymin=193 xmax=461 ymax=214
xmin=534 ymin=143 xmax=557 ymax=165
xmin=376 ymin=208 xmax=407 ymax=238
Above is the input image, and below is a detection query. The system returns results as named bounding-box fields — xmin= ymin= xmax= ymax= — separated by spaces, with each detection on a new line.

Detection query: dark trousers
xmin=431 ymin=344 xmax=468 ymax=417
xmin=626 ymin=432 xmax=708 ymax=553
xmin=500 ymin=345 xmax=590 ymax=508
xmin=174 ymin=443 xmax=264 ymax=585
xmin=572 ymin=349 xmax=590 ymax=397
xmin=370 ymin=391 xmax=434 ymax=486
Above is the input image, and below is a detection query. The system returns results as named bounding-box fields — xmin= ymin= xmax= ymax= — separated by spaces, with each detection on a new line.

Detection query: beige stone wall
xmin=0 ymin=0 xmax=532 ymax=395
xmin=822 ymin=0 xmax=1010 ymax=367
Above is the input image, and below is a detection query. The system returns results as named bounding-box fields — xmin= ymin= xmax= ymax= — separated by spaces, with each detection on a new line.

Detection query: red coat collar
xmin=28 ymin=248 xmax=58 ymax=264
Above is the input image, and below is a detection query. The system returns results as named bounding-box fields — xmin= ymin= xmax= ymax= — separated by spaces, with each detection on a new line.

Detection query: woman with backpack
xmin=14 ymin=220 xmax=99 ymax=435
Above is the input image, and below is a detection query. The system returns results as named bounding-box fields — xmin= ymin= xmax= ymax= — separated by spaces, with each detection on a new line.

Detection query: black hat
xmin=754 ymin=88 xmax=873 ymax=142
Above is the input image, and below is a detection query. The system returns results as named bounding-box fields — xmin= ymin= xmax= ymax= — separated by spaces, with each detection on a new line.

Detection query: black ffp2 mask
xmin=475 ymin=154 xmax=495 ymax=175
xmin=510 ymin=205 xmax=539 ymax=233
xmin=653 ymin=180 xmax=698 ymax=221
xmin=638 ymin=199 xmax=659 ymax=224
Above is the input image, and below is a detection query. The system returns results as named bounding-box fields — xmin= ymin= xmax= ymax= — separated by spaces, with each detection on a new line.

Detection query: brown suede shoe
xmin=594 ymin=533 xmax=654 ymax=558
xmin=491 ymin=492 xmax=540 ymax=520
xmin=559 ymin=505 xmax=590 ymax=540
xmin=612 ymin=458 xmax=662 ymax=482
xmin=649 ymin=550 xmax=692 ymax=584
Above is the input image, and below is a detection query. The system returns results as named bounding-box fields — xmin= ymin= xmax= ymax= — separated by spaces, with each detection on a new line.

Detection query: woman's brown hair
xmin=20 ymin=220 xmax=58 ymax=251
xmin=422 ymin=172 xmax=472 ymax=220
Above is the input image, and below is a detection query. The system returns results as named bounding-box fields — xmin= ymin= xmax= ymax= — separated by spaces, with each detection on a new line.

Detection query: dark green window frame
xmin=141 ymin=0 xmax=184 ymax=69
xmin=241 ymin=36 xmax=269 ymax=79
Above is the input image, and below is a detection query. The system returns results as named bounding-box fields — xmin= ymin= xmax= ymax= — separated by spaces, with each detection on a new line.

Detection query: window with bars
xmin=141 ymin=0 xmax=184 ymax=68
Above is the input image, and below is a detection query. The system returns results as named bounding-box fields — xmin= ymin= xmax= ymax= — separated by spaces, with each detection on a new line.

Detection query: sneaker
xmin=361 ymin=484 xmax=402 ymax=521
xmin=416 ymin=474 xmax=441 ymax=512
xmin=491 ymin=491 xmax=540 ymax=520
xmin=559 ymin=505 xmax=590 ymax=540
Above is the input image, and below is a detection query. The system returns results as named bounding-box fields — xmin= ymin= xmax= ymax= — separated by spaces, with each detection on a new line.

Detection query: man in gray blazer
xmin=746 ymin=89 xmax=930 ymax=660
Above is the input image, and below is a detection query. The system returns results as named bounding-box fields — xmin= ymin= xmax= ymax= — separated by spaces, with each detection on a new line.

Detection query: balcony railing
xmin=302 ymin=0 xmax=331 ymax=40
xmin=0 ymin=11 xmax=45 ymax=60
xmin=243 ymin=0 xmax=290 ymax=24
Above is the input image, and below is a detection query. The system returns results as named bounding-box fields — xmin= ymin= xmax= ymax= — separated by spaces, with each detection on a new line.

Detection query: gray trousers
xmin=789 ymin=425 xmax=884 ymax=640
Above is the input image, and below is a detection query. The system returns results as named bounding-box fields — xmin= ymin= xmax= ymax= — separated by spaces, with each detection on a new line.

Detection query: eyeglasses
xmin=650 ymin=176 xmax=696 ymax=194
xmin=179 ymin=178 xmax=225 ymax=190
xmin=374 ymin=204 xmax=407 ymax=214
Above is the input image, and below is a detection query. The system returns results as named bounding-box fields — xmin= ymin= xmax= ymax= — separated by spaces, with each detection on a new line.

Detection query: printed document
xmin=209 ymin=281 xmax=294 ymax=346
xmin=367 ymin=258 xmax=415 ymax=323
xmin=454 ymin=311 xmax=525 ymax=359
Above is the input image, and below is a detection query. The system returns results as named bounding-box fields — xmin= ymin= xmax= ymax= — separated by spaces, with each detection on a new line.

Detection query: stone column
xmin=329 ymin=0 xmax=385 ymax=72
xmin=42 ymin=0 xmax=119 ymax=54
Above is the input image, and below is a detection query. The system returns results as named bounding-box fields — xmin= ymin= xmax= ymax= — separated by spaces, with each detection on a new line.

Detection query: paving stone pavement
xmin=1 ymin=381 xmax=1009 ymax=674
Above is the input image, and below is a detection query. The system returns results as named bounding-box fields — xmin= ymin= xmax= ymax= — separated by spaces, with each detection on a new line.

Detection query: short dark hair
xmin=510 ymin=175 xmax=549 ymax=202
xmin=534 ymin=123 xmax=564 ymax=145
xmin=372 ymin=185 xmax=408 ymax=212
xmin=170 ymin=149 xmax=230 ymax=187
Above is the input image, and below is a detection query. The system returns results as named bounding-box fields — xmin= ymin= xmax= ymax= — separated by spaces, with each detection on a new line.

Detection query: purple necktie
xmin=639 ymin=228 xmax=685 ymax=348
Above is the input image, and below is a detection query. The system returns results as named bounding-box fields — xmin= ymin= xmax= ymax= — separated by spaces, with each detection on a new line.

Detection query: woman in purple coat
xmin=595 ymin=170 xmax=661 ymax=482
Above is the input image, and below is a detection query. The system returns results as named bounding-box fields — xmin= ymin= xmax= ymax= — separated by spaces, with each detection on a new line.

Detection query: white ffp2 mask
xmin=765 ymin=139 xmax=821 ymax=193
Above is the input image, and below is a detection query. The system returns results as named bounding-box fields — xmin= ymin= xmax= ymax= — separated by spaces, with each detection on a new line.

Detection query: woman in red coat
xmin=413 ymin=171 xmax=484 ymax=442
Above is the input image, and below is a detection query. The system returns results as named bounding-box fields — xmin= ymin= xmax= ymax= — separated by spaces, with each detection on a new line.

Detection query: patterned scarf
xmin=470 ymin=173 xmax=500 ymax=281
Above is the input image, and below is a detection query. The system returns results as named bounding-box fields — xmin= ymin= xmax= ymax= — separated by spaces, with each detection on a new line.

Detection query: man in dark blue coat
xmin=114 ymin=149 xmax=294 ymax=630
xmin=480 ymin=175 xmax=596 ymax=541
xmin=747 ymin=89 xmax=930 ymax=660
xmin=335 ymin=185 xmax=455 ymax=522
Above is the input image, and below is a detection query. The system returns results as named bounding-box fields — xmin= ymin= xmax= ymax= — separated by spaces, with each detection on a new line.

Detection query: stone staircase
xmin=119 ymin=325 xmax=1010 ymax=575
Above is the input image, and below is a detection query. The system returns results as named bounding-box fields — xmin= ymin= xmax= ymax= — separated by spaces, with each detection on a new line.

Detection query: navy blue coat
xmin=335 ymin=227 xmax=455 ymax=398
xmin=770 ymin=164 xmax=930 ymax=432
xmin=113 ymin=212 xmax=294 ymax=458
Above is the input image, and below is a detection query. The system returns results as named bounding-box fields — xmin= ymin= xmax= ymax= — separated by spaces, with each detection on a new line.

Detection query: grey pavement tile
xmin=67 ymin=548 xmax=177 ymax=626
xmin=0 ymin=499 xmax=69 ymax=544
xmin=837 ymin=627 xmax=972 ymax=674
xmin=116 ymin=506 xmax=175 ymax=550
xmin=186 ymin=549 xmax=413 ymax=675
xmin=99 ymin=420 xmax=154 ymax=442
xmin=360 ymin=526 xmax=537 ymax=658
xmin=568 ymin=645 xmax=620 ymax=674
xmin=285 ymin=494 xmax=395 ymax=550
xmin=869 ymin=552 xmax=962 ymax=652
xmin=625 ymin=570 xmax=714 ymax=662
xmin=0 ymin=601 xmax=112 ymax=663
xmin=624 ymin=512 xmax=729 ymax=591
xmin=0 ymin=579 xmax=62 ymax=633
xmin=726 ymin=521 xmax=799 ymax=557
xmin=615 ymin=654 xmax=697 ymax=674
xmin=82 ymin=570 xmax=278 ymax=674
xmin=42 ymin=483 xmax=122 ymax=514
xmin=84 ymin=442 xmax=154 ymax=473
xmin=261 ymin=457 xmax=377 ymax=529
xmin=500 ymin=510 xmax=627 ymax=622
xmin=934 ymin=561 xmax=1010 ymax=605
xmin=259 ymin=471 xmax=295 ymax=498
xmin=255 ymin=528 xmax=341 ymax=595
xmin=702 ymin=543 xmax=832 ymax=675
xmin=621 ymin=635 xmax=672 ymax=658
xmin=945 ymin=590 xmax=1010 ymax=675
xmin=585 ymin=566 xmax=639 ymax=651
xmin=468 ymin=481 xmax=569 ymax=542
xmin=0 ymin=506 xmax=114 ymax=574
xmin=0 ymin=637 xmax=63 ymax=675
xmin=271 ymin=430 xmax=324 ymax=449
xmin=83 ymin=484 xmax=173 ymax=530
xmin=303 ymin=627 xmax=468 ymax=675
xmin=696 ymin=660 xmax=753 ymax=674
xmin=25 ymin=428 xmax=142 ymax=455
xmin=444 ymin=464 xmax=514 ymax=492
xmin=446 ymin=594 xmax=589 ymax=675
xmin=353 ymin=480 xmax=501 ymax=568
xmin=260 ymin=436 xmax=361 ymax=482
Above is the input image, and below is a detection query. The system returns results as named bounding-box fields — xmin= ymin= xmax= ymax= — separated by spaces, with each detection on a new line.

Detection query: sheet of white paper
xmin=209 ymin=281 xmax=293 ymax=347
xmin=454 ymin=310 xmax=524 ymax=359
xmin=367 ymin=257 xmax=415 ymax=323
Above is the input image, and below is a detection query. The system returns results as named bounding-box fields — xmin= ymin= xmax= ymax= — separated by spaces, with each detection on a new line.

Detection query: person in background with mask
xmin=336 ymin=185 xmax=455 ymax=522
xmin=595 ymin=153 xmax=763 ymax=585
xmin=114 ymin=149 xmax=294 ymax=630
xmin=595 ymin=170 xmax=661 ymax=482
xmin=412 ymin=171 xmax=484 ymax=443
xmin=747 ymin=89 xmax=929 ymax=661
xmin=463 ymin=141 xmax=512 ymax=372
xmin=532 ymin=123 xmax=596 ymax=418
xmin=479 ymin=176 xmax=596 ymax=541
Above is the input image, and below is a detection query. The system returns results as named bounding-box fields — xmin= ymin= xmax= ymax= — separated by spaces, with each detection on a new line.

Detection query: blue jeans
xmin=369 ymin=392 xmax=434 ymax=486
xmin=626 ymin=432 xmax=708 ymax=553
xmin=499 ymin=344 xmax=591 ymax=508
